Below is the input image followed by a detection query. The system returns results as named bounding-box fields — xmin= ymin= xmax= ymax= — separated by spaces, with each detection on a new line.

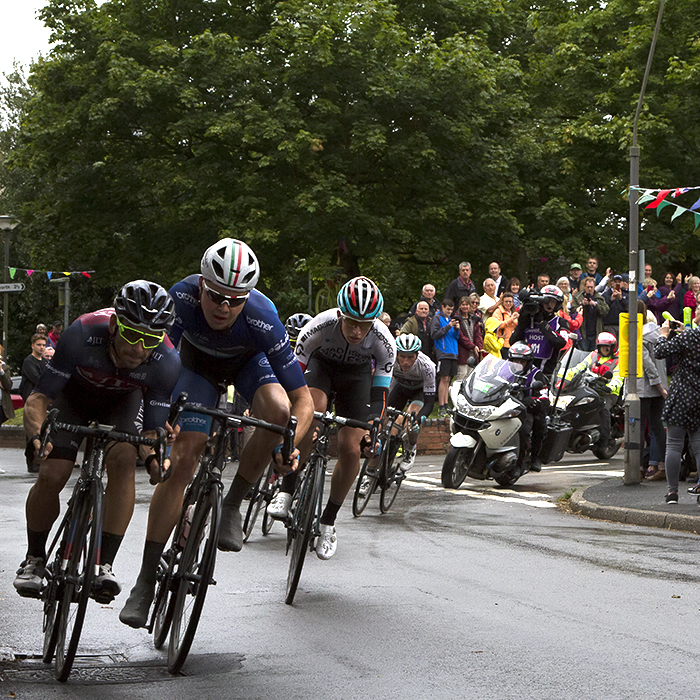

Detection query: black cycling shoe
xmin=530 ymin=457 xmax=542 ymax=473
xmin=119 ymin=580 xmax=155 ymax=628
xmin=217 ymin=504 xmax=243 ymax=552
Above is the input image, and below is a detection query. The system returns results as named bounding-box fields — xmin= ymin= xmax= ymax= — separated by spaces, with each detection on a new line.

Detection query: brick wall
xmin=0 ymin=426 xmax=26 ymax=449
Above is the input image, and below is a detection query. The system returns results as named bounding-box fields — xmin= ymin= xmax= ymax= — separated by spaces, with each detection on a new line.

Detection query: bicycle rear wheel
xmin=380 ymin=435 xmax=404 ymax=513
xmin=285 ymin=458 xmax=322 ymax=605
xmin=168 ymin=485 xmax=221 ymax=675
xmin=352 ymin=457 xmax=379 ymax=517
xmin=242 ymin=466 xmax=268 ymax=542
xmin=152 ymin=548 xmax=177 ymax=650
xmin=54 ymin=481 xmax=102 ymax=682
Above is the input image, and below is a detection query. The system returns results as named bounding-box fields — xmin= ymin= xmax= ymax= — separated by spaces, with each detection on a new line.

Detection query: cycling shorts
xmin=436 ymin=358 xmax=458 ymax=378
xmin=176 ymin=337 xmax=279 ymax=434
xmin=387 ymin=384 xmax=425 ymax=412
xmin=304 ymin=354 xmax=372 ymax=422
xmin=48 ymin=380 xmax=143 ymax=463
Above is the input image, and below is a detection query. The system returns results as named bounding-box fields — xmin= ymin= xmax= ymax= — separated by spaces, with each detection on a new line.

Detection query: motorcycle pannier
xmin=540 ymin=420 xmax=572 ymax=464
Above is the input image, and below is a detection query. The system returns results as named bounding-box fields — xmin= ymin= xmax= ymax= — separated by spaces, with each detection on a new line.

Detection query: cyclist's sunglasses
xmin=340 ymin=315 xmax=374 ymax=330
xmin=116 ymin=318 xmax=165 ymax=349
xmin=202 ymin=280 xmax=249 ymax=307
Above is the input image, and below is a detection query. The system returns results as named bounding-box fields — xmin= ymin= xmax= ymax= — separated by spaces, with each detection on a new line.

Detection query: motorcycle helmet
xmin=201 ymin=238 xmax=260 ymax=293
xmin=508 ymin=342 xmax=534 ymax=373
xmin=114 ymin=280 xmax=176 ymax=333
xmin=396 ymin=333 xmax=421 ymax=354
xmin=596 ymin=331 xmax=617 ymax=356
xmin=540 ymin=284 xmax=564 ymax=311
xmin=285 ymin=312 xmax=313 ymax=341
xmin=337 ymin=276 xmax=384 ymax=320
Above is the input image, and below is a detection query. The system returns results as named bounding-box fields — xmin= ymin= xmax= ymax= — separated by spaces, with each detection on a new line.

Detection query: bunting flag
xmin=7 ymin=267 xmax=93 ymax=279
xmin=627 ymin=186 xmax=700 ymax=231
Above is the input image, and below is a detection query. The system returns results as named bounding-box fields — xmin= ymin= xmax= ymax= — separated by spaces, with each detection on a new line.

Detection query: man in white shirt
xmin=479 ymin=278 xmax=500 ymax=319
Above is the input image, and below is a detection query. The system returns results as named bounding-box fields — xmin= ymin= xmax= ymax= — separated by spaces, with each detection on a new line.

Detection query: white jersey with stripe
xmin=295 ymin=308 xmax=396 ymax=388
xmin=391 ymin=351 xmax=436 ymax=394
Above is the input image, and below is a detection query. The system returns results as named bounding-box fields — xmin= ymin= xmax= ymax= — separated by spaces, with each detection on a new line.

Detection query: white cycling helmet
xmin=396 ymin=333 xmax=421 ymax=354
xmin=201 ymin=238 xmax=260 ymax=293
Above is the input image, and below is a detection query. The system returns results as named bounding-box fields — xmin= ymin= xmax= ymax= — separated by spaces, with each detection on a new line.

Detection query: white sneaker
xmin=267 ymin=492 xmax=292 ymax=521
xmin=400 ymin=446 xmax=416 ymax=472
xmin=92 ymin=563 xmax=122 ymax=603
xmin=315 ymin=523 xmax=337 ymax=560
xmin=358 ymin=475 xmax=372 ymax=497
xmin=13 ymin=556 xmax=45 ymax=598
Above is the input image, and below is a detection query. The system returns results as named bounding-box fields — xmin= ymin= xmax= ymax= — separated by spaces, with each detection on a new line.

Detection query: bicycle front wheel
xmin=285 ymin=458 xmax=323 ymax=605
xmin=54 ymin=480 xmax=102 ymax=682
xmin=352 ymin=457 xmax=379 ymax=517
xmin=380 ymin=435 xmax=404 ymax=514
xmin=168 ymin=485 xmax=221 ymax=675
xmin=152 ymin=548 xmax=177 ymax=650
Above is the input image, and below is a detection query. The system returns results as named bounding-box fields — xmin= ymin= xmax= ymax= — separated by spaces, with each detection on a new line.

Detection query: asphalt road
xmin=2 ymin=448 xmax=699 ymax=699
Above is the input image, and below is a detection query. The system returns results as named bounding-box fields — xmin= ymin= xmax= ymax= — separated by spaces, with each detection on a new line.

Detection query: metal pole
xmin=3 ymin=228 xmax=8 ymax=354
xmin=625 ymin=0 xmax=666 ymax=485
xmin=64 ymin=280 xmax=70 ymax=328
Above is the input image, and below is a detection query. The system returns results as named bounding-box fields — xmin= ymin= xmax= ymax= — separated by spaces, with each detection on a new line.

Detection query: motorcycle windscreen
xmin=466 ymin=355 xmax=526 ymax=405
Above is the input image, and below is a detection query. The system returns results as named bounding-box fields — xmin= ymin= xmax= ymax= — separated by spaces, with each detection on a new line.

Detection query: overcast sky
xmin=0 ymin=2 xmax=53 ymax=78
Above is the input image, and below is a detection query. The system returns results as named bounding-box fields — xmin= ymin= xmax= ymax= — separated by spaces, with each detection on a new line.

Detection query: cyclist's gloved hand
xmin=146 ymin=454 xmax=171 ymax=485
xmin=271 ymin=443 xmax=300 ymax=476
xmin=360 ymin=433 xmax=380 ymax=458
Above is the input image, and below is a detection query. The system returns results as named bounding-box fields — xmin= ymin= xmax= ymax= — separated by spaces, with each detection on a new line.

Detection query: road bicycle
xmin=242 ymin=462 xmax=280 ymax=542
xmin=352 ymin=407 xmax=418 ymax=516
xmin=149 ymin=393 xmax=296 ymax=674
xmin=284 ymin=410 xmax=376 ymax=606
xmin=38 ymin=409 xmax=168 ymax=682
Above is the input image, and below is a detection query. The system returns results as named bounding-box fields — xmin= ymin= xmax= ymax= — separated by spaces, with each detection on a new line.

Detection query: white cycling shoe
xmin=400 ymin=446 xmax=416 ymax=472
xmin=267 ymin=492 xmax=292 ymax=521
xmin=315 ymin=523 xmax=337 ymax=560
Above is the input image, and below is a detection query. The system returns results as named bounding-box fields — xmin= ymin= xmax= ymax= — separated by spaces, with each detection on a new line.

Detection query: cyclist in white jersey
xmin=267 ymin=277 xmax=395 ymax=559
xmin=387 ymin=333 xmax=436 ymax=471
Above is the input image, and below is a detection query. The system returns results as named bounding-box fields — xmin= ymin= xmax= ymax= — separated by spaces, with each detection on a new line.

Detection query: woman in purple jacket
xmin=657 ymin=272 xmax=684 ymax=321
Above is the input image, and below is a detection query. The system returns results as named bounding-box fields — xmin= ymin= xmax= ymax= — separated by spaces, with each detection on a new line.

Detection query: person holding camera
xmin=572 ymin=277 xmax=609 ymax=352
xmin=509 ymin=284 xmax=569 ymax=378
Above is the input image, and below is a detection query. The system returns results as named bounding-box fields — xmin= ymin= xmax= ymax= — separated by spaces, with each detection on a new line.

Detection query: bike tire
xmin=168 ymin=485 xmax=221 ymax=675
xmin=285 ymin=458 xmax=322 ymax=605
xmin=352 ymin=457 xmax=379 ymax=517
xmin=380 ymin=436 xmax=404 ymax=513
xmin=242 ymin=471 xmax=266 ymax=543
xmin=262 ymin=467 xmax=280 ymax=536
xmin=42 ymin=552 xmax=65 ymax=664
xmin=152 ymin=548 xmax=177 ymax=650
xmin=262 ymin=509 xmax=275 ymax=535
xmin=54 ymin=481 xmax=102 ymax=682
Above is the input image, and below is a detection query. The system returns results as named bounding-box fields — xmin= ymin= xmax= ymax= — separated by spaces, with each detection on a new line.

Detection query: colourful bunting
xmin=628 ymin=186 xmax=700 ymax=230
xmin=5 ymin=267 xmax=95 ymax=278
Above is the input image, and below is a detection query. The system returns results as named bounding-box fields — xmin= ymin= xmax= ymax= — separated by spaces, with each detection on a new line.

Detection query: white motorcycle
xmin=442 ymin=355 xmax=570 ymax=489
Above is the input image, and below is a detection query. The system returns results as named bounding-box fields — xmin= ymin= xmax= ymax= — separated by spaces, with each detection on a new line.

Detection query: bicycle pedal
xmin=90 ymin=589 xmax=116 ymax=605
xmin=15 ymin=587 xmax=42 ymax=600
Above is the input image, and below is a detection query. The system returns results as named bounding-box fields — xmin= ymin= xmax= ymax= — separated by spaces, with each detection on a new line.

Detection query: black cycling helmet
xmin=114 ymin=280 xmax=176 ymax=333
xmin=508 ymin=341 xmax=534 ymax=372
xmin=285 ymin=312 xmax=313 ymax=340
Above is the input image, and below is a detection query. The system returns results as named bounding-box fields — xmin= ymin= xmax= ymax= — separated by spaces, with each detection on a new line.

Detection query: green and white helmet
xmin=201 ymin=238 xmax=260 ymax=293
xmin=396 ymin=333 xmax=421 ymax=354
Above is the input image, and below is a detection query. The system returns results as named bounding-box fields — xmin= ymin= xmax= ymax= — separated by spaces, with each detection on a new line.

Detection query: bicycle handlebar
xmin=312 ymin=410 xmax=373 ymax=432
xmin=39 ymin=408 xmax=170 ymax=481
xmin=168 ymin=392 xmax=297 ymax=463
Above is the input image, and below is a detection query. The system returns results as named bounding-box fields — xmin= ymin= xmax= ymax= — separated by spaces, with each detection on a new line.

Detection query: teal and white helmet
xmin=396 ymin=333 xmax=421 ymax=354
xmin=201 ymin=238 xmax=260 ymax=293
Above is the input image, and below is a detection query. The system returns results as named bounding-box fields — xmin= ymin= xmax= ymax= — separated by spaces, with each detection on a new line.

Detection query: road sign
xmin=0 ymin=283 xmax=25 ymax=293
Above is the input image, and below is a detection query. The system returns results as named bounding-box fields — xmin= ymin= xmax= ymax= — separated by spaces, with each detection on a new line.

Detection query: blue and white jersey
xmin=168 ymin=275 xmax=306 ymax=393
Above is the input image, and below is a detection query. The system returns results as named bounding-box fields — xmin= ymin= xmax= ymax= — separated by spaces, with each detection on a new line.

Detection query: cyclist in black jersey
xmin=14 ymin=281 xmax=180 ymax=603
xmin=120 ymin=239 xmax=314 ymax=628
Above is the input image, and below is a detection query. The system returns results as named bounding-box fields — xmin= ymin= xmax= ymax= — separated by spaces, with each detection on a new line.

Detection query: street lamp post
xmin=625 ymin=0 xmax=666 ymax=484
xmin=0 ymin=216 xmax=20 ymax=359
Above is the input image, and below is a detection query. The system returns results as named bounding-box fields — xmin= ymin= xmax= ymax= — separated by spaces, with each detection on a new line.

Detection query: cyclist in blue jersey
xmin=14 ymin=281 xmax=180 ymax=603
xmin=267 ymin=277 xmax=395 ymax=559
xmin=120 ymin=239 xmax=314 ymax=628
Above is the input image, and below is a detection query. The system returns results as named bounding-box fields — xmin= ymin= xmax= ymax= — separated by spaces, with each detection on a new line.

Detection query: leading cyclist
xmin=267 ymin=276 xmax=395 ymax=559
xmin=120 ymin=238 xmax=314 ymax=628
xmin=14 ymin=281 xmax=181 ymax=603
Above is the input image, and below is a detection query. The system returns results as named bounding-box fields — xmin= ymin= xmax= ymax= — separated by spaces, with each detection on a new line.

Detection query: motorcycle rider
xmin=507 ymin=342 xmax=549 ymax=472
xmin=563 ymin=331 xmax=622 ymax=450
xmin=509 ymin=285 xmax=569 ymax=378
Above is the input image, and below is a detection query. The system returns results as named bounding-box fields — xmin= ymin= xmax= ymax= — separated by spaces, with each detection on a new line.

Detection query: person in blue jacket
xmin=430 ymin=298 xmax=460 ymax=417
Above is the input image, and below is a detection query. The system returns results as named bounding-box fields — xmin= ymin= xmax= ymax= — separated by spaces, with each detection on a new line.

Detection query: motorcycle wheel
xmin=441 ymin=447 xmax=471 ymax=489
xmin=592 ymin=437 xmax=622 ymax=460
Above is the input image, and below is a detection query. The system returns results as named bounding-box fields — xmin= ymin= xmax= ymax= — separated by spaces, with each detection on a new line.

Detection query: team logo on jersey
xmin=247 ymin=317 xmax=273 ymax=332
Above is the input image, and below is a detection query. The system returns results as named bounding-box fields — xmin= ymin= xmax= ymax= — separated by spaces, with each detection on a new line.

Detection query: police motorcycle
xmin=442 ymin=351 xmax=569 ymax=489
xmin=549 ymin=341 xmax=624 ymax=460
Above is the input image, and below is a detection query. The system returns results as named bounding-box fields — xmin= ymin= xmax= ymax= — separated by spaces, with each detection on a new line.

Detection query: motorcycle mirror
xmin=467 ymin=356 xmax=477 ymax=367
xmin=603 ymin=370 xmax=613 ymax=380
xmin=531 ymin=380 xmax=544 ymax=392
